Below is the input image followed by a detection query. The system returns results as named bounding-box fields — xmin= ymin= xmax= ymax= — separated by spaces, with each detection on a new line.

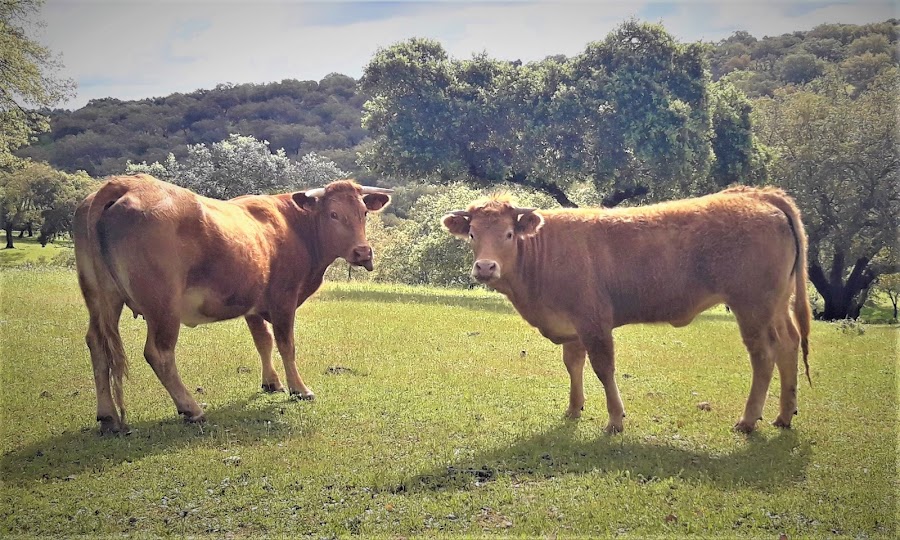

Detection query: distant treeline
xmin=17 ymin=20 xmax=899 ymax=178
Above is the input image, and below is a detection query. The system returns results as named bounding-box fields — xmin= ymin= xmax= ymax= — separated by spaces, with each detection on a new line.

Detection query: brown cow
xmin=443 ymin=186 xmax=811 ymax=434
xmin=73 ymin=174 xmax=391 ymax=434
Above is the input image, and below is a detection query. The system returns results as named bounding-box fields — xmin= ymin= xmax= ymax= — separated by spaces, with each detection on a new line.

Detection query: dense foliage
xmin=710 ymin=20 xmax=899 ymax=97
xmin=0 ymin=161 xmax=97 ymax=247
xmin=125 ymin=135 xmax=349 ymax=199
xmin=1 ymin=0 xmax=75 ymax=170
xmin=360 ymin=22 xmax=761 ymax=208
xmin=18 ymin=75 xmax=368 ymax=177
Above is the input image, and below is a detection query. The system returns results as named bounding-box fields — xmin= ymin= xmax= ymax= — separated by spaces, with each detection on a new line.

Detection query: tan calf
xmin=443 ymin=187 xmax=811 ymax=434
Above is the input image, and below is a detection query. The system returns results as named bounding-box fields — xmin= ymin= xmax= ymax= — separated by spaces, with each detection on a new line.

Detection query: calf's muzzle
xmin=350 ymin=244 xmax=374 ymax=271
xmin=472 ymin=259 xmax=499 ymax=282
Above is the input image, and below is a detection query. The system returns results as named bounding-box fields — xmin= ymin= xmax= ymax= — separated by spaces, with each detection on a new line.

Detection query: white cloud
xmin=36 ymin=1 xmax=899 ymax=110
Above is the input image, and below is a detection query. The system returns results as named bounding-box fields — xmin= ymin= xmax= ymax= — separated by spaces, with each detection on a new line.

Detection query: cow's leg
xmin=271 ymin=313 xmax=315 ymax=400
xmin=143 ymin=315 xmax=204 ymax=422
xmin=562 ymin=340 xmax=586 ymax=419
xmin=772 ymin=312 xmax=800 ymax=429
xmin=246 ymin=315 xmax=284 ymax=393
xmin=734 ymin=322 xmax=776 ymax=434
xmin=580 ymin=330 xmax=625 ymax=434
xmin=84 ymin=296 xmax=128 ymax=434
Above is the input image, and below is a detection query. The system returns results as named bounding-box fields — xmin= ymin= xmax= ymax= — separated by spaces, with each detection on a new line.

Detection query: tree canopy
xmin=754 ymin=68 xmax=899 ymax=319
xmin=126 ymin=134 xmax=350 ymax=199
xmin=1 ymin=0 xmax=75 ymax=170
xmin=360 ymin=21 xmax=764 ymax=207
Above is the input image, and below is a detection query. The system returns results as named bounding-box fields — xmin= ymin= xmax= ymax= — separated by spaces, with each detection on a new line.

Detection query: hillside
xmin=18 ymin=74 xmax=368 ymax=177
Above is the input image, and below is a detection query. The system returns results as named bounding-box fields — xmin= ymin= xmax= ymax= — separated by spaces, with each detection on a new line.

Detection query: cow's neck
xmin=293 ymin=208 xmax=338 ymax=277
xmin=492 ymin=235 xmax=542 ymax=307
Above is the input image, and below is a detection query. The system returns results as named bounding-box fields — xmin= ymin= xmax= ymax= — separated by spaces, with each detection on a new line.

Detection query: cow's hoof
xmin=772 ymin=416 xmax=792 ymax=429
xmin=261 ymin=383 xmax=285 ymax=393
xmin=180 ymin=411 xmax=206 ymax=423
xmin=564 ymin=408 xmax=582 ymax=420
xmin=289 ymin=391 xmax=315 ymax=401
xmin=604 ymin=422 xmax=623 ymax=435
xmin=97 ymin=416 xmax=129 ymax=435
xmin=733 ymin=420 xmax=757 ymax=434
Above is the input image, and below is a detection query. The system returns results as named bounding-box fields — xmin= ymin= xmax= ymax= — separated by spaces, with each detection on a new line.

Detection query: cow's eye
xmin=330 ymin=211 xmax=339 ymax=220
xmin=506 ymin=231 xmax=513 ymax=240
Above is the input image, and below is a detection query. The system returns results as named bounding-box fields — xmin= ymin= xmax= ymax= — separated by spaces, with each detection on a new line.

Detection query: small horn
xmin=360 ymin=186 xmax=394 ymax=195
xmin=449 ymin=210 xmax=471 ymax=217
xmin=514 ymin=207 xmax=537 ymax=214
xmin=304 ymin=187 xmax=326 ymax=198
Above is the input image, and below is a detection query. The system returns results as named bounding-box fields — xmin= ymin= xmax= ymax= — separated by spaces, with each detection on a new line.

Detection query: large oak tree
xmin=360 ymin=21 xmax=765 ymax=208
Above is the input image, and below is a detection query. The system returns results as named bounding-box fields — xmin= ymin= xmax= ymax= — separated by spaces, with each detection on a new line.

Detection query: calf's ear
xmin=292 ymin=192 xmax=317 ymax=211
xmin=515 ymin=211 xmax=544 ymax=236
xmin=363 ymin=193 xmax=390 ymax=212
xmin=442 ymin=214 xmax=470 ymax=238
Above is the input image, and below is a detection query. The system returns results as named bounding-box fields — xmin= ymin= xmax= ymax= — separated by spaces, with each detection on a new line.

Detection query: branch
xmin=602 ymin=185 xmax=649 ymax=208
xmin=507 ymin=171 xmax=578 ymax=208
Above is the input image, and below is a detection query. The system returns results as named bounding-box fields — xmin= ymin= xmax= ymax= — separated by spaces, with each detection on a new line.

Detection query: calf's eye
xmin=506 ymin=232 xmax=513 ymax=239
xmin=330 ymin=211 xmax=339 ymax=220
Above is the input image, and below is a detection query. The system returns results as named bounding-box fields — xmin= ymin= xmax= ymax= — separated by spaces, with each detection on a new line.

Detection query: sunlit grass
xmin=1 ymin=268 xmax=896 ymax=537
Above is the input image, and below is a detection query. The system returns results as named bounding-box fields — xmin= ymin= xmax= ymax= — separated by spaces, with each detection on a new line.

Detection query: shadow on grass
xmin=0 ymin=393 xmax=313 ymax=485
xmin=388 ymin=422 xmax=810 ymax=494
xmin=317 ymin=288 xmax=515 ymax=315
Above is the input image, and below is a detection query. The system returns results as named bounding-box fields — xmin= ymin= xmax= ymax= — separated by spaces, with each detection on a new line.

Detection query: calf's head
xmin=442 ymin=195 xmax=544 ymax=284
xmin=293 ymin=180 xmax=391 ymax=270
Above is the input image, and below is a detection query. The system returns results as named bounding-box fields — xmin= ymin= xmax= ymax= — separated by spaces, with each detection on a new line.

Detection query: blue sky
xmin=37 ymin=1 xmax=898 ymax=110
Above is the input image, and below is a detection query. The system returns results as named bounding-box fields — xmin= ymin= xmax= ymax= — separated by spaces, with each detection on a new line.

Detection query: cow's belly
xmin=180 ymin=288 xmax=253 ymax=327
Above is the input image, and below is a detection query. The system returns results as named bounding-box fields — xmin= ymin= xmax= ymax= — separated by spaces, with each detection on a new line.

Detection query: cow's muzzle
xmin=349 ymin=245 xmax=374 ymax=272
xmin=472 ymin=259 xmax=499 ymax=283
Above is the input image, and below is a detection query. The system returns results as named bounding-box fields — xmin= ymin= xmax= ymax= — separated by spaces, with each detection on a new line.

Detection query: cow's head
xmin=292 ymin=180 xmax=391 ymax=271
xmin=442 ymin=195 xmax=544 ymax=285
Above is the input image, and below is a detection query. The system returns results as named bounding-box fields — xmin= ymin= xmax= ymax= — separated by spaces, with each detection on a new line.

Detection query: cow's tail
xmin=742 ymin=187 xmax=812 ymax=386
xmin=75 ymin=179 xmax=133 ymax=424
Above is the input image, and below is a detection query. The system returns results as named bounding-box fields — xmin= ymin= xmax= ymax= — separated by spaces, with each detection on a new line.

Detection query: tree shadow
xmin=385 ymin=422 xmax=810 ymax=495
xmin=317 ymin=288 xmax=515 ymax=315
xmin=0 ymin=394 xmax=313 ymax=485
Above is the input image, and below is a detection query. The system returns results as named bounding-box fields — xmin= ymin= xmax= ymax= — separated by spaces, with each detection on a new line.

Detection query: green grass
xmin=1 ymin=268 xmax=897 ymax=538
xmin=0 ymin=233 xmax=73 ymax=268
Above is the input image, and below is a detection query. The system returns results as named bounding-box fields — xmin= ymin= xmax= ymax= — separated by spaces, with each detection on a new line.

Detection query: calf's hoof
xmin=97 ymin=416 xmax=130 ymax=436
xmin=772 ymin=416 xmax=792 ymax=429
xmin=261 ymin=383 xmax=285 ymax=393
xmin=733 ymin=420 xmax=757 ymax=434
xmin=604 ymin=421 xmax=623 ymax=435
xmin=290 ymin=390 xmax=315 ymax=401
xmin=179 ymin=411 xmax=206 ymax=423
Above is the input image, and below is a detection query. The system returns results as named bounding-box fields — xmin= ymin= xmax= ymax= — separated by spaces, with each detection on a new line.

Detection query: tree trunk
xmin=4 ymin=223 xmax=15 ymax=249
xmin=808 ymin=254 xmax=876 ymax=320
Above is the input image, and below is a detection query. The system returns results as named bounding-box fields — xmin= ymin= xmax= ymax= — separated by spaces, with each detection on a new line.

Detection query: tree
xmin=360 ymin=22 xmax=754 ymax=208
xmin=872 ymin=273 xmax=900 ymax=320
xmin=0 ymin=161 xmax=95 ymax=247
xmin=1 ymin=0 xmax=76 ymax=170
xmin=753 ymin=69 xmax=899 ymax=319
xmin=126 ymin=134 xmax=349 ymax=199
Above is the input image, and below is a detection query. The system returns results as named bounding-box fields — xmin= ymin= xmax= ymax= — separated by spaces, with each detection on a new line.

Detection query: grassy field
xmin=0 ymin=268 xmax=896 ymax=538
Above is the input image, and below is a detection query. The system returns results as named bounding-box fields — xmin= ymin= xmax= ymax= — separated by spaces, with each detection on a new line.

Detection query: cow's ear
xmin=515 ymin=211 xmax=544 ymax=237
xmin=442 ymin=214 xmax=470 ymax=238
xmin=363 ymin=193 xmax=390 ymax=212
xmin=292 ymin=192 xmax=317 ymax=211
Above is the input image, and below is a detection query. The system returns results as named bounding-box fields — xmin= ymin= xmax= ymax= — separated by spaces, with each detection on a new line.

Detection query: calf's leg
xmin=271 ymin=312 xmax=315 ymax=400
xmin=562 ymin=340 xmax=586 ymax=419
xmin=734 ymin=318 xmax=776 ymax=433
xmin=84 ymin=297 xmax=128 ymax=434
xmin=772 ymin=312 xmax=801 ymax=428
xmin=144 ymin=315 xmax=204 ymax=422
xmin=580 ymin=330 xmax=625 ymax=434
xmin=246 ymin=315 xmax=283 ymax=392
